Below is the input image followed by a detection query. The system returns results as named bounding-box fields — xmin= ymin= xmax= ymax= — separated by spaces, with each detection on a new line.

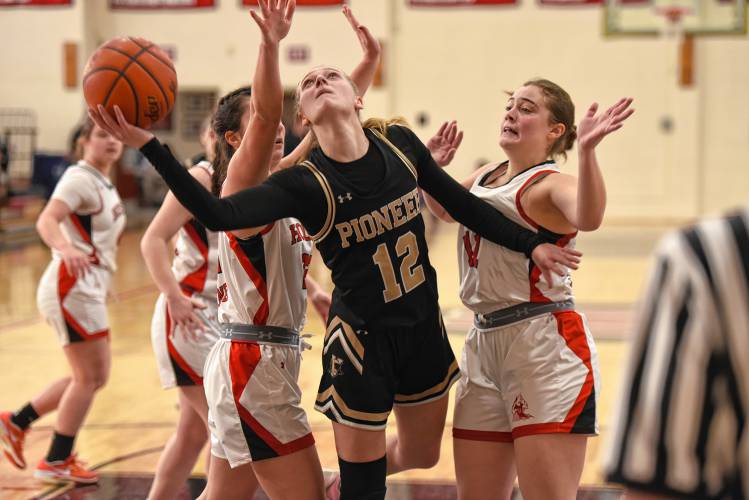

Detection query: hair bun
xmin=565 ymin=124 xmax=578 ymax=151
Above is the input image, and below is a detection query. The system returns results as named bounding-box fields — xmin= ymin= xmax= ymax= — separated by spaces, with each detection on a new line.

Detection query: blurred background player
xmin=1 ymin=120 xmax=126 ymax=484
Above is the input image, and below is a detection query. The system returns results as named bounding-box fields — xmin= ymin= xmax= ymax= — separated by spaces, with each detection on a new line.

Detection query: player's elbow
xmin=577 ymin=216 xmax=603 ymax=232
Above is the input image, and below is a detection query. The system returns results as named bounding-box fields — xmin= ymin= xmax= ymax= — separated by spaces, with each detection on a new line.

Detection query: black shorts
xmin=315 ymin=308 xmax=460 ymax=430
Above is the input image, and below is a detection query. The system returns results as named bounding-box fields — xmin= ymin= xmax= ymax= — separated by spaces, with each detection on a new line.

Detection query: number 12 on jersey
xmin=372 ymin=231 xmax=426 ymax=303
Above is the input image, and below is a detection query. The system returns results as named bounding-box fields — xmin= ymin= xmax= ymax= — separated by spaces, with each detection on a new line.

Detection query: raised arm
xmin=222 ymin=0 xmax=295 ymax=202
xmin=140 ymin=166 xmax=211 ymax=338
xmin=550 ymin=97 xmax=634 ymax=231
xmin=223 ymin=0 xmax=295 ymax=239
xmin=343 ymin=5 xmax=381 ymax=96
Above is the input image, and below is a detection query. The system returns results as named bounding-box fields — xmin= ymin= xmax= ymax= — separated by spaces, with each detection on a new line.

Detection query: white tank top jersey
xmin=458 ymin=161 xmax=576 ymax=314
xmin=50 ymin=161 xmax=126 ymax=272
xmin=216 ymin=217 xmax=313 ymax=331
xmin=171 ymin=162 xmax=218 ymax=301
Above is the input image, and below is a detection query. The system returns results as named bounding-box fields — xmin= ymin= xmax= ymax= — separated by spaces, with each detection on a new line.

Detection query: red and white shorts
xmin=453 ymin=310 xmax=600 ymax=442
xmin=36 ymin=259 xmax=112 ymax=346
xmin=150 ymin=293 xmax=220 ymax=389
xmin=204 ymin=338 xmax=315 ymax=467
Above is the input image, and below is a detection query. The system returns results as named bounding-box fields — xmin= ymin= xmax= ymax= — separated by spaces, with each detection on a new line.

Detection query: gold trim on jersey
xmin=316 ymin=386 xmax=390 ymax=423
xmin=323 ymin=316 xmax=365 ymax=375
xmin=370 ymin=129 xmax=418 ymax=180
xmin=301 ymin=160 xmax=336 ymax=242
xmin=394 ymin=359 xmax=460 ymax=404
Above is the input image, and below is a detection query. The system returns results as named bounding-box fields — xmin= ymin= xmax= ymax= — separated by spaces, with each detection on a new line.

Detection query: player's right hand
xmin=89 ymin=105 xmax=154 ymax=150
xmin=250 ymin=0 xmax=295 ymax=45
xmin=166 ymin=293 xmax=207 ymax=342
xmin=61 ymin=245 xmax=94 ymax=278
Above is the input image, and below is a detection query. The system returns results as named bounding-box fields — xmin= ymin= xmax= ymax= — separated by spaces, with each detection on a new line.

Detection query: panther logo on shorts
xmin=330 ymin=355 xmax=344 ymax=378
xmin=512 ymin=394 xmax=534 ymax=421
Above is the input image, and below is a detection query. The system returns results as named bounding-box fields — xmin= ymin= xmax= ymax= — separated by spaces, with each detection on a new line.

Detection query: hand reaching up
xmin=577 ymin=97 xmax=635 ymax=151
xmin=343 ymin=5 xmax=380 ymax=63
xmin=250 ymin=0 xmax=296 ymax=45
xmin=427 ymin=121 xmax=464 ymax=167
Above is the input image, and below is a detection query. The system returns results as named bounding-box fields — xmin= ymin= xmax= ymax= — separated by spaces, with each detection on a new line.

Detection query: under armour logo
xmin=515 ymin=307 xmax=530 ymax=318
xmin=337 ymin=192 xmax=353 ymax=204
xmin=257 ymin=331 xmax=272 ymax=340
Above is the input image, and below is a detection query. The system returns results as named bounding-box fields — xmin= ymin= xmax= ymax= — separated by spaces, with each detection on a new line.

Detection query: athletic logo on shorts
xmin=330 ymin=355 xmax=344 ymax=377
xmin=512 ymin=394 xmax=534 ymax=421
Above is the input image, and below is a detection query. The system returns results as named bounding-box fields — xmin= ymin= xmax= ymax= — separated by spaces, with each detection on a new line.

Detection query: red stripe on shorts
xmin=228 ymin=342 xmax=314 ymax=456
xmin=453 ymin=428 xmax=513 ymax=443
xmin=511 ymin=311 xmax=594 ymax=439
xmin=165 ymin=300 xmax=203 ymax=384
xmin=57 ymin=262 xmax=108 ymax=341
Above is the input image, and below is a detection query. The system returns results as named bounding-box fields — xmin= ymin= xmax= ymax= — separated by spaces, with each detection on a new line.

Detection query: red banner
xmin=242 ymin=0 xmax=344 ymax=5
xmin=409 ymin=0 xmax=516 ymax=5
xmin=0 ymin=0 xmax=72 ymax=5
xmin=109 ymin=0 xmax=214 ymax=9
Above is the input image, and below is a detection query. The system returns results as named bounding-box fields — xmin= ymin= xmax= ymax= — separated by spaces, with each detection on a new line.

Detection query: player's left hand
xmin=250 ymin=0 xmax=295 ymax=46
xmin=577 ymin=97 xmax=634 ymax=151
xmin=343 ymin=5 xmax=380 ymax=63
xmin=530 ymin=243 xmax=582 ymax=285
xmin=310 ymin=290 xmax=332 ymax=324
xmin=89 ymin=105 xmax=154 ymax=149
xmin=427 ymin=120 xmax=464 ymax=167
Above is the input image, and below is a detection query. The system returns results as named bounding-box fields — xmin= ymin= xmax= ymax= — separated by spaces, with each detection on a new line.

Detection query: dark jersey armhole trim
xmin=370 ymin=129 xmax=418 ymax=180
xmin=301 ymin=160 xmax=336 ymax=242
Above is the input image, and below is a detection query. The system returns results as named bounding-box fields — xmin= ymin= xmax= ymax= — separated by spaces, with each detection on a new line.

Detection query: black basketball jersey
xmin=302 ymin=127 xmax=439 ymax=328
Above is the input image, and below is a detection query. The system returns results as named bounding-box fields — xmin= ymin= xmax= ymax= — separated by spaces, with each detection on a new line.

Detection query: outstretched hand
xmin=89 ymin=105 xmax=154 ymax=149
xmin=530 ymin=243 xmax=583 ymax=285
xmin=577 ymin=97 xmax=634 ymax=151
xmin=250 ymin=0 xmax=296 ymax=45
xmin=426 ymin=121 xmax=464 ymax=167
xmin=343 ymin=5 xmax=380 ymax=62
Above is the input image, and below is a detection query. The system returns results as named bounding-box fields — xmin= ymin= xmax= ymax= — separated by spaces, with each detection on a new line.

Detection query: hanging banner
xmin=409 ymin=0 xmax=517 ymax=6
xmin=109 ymin=0 xmax=215 ymax=9
xmin=539 ymin=0 xmax=601 ymax=5
xmin=0 ymin=0 xmax=72 ymax=6
xmin=242 ymin=0 xmax=344 ymax=5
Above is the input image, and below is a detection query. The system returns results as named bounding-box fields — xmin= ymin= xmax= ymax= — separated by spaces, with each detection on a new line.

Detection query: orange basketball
xmin=83 ymin=36 xmax=177 ymax=129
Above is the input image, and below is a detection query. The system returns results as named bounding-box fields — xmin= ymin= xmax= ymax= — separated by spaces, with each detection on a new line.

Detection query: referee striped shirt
xmin=604 ymin=209 xmax=748 ymax=499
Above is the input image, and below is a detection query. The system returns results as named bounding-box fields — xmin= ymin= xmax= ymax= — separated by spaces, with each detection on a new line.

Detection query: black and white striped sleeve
xmin=603 ymin=210 xmax=749 ymax=499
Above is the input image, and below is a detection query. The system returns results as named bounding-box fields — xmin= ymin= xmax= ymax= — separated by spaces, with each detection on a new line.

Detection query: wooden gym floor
xmin=0 ymin=221 xmax=668 ymax=499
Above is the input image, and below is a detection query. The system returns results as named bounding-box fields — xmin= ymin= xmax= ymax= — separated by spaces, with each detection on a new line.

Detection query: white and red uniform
xmin=452 ymin=161 xmax=600 ymax=442
xmin=151 ymin=162 xmax=220 ymax=388
xmin=36 ymin=162 xmax=126 ymax=346
xmin=204 ymin=218 xmax=315 ymax=466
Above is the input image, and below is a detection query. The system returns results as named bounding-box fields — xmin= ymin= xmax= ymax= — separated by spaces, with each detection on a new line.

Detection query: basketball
xmin=82 ymin=36 xmax=177 ymax=129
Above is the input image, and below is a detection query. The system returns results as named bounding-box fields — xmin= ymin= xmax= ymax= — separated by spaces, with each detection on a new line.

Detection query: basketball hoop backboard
xmin=604 ymin=0 xmax=747 ymax=36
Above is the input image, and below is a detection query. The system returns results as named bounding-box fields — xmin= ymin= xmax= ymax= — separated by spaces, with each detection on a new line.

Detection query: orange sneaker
xmin=34 ymin=454 xmax=99 ymax=484
xmin=0 ymin=411 xmax=27 ymax=469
